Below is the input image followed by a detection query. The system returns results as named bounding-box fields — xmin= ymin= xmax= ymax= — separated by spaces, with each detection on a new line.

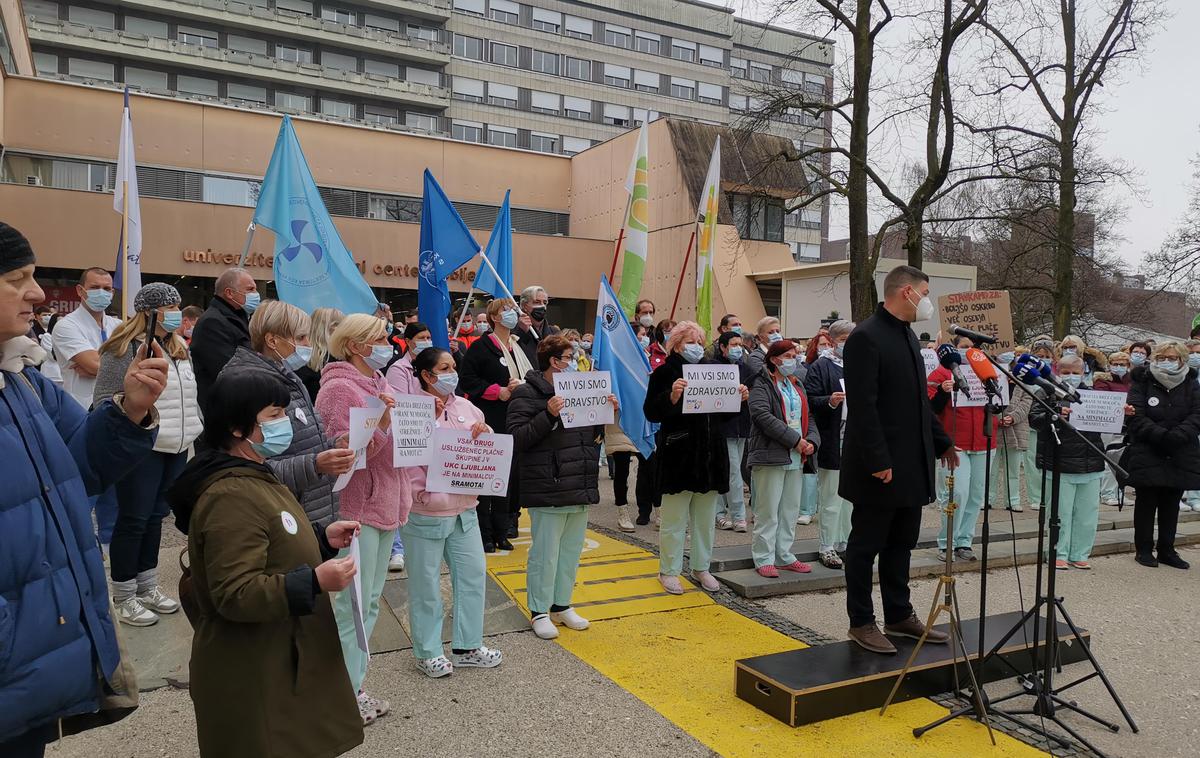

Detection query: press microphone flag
xmin=1013 ymin=355 xmax=1081 ymax=403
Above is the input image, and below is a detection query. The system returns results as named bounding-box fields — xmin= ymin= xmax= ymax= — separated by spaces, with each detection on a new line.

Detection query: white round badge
xmin=281 ymin=511 xmax=299 ymax=535
xmin=1148 ymin=397 xmax=1160 ymax=407
xmin=498 ymin=357 xmax=508 ymax=367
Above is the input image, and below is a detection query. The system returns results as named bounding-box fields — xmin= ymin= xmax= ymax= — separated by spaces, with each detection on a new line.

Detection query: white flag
xmin=113 ymin=88 xmax=142 ymax=317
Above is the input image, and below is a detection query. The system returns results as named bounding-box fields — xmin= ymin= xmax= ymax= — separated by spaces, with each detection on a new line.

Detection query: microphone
xmin=1013 ymin=355 xmax=1082 ymax=404
xmin=936 ymin=343 xmax=969 ymax=393
xmin=951 ymin=324 xmax=1000 ymax=346
xmin=965 ymin=348 xmax=1002 ymax=397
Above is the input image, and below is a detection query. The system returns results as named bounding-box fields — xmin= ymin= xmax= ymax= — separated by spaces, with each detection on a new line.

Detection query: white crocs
xmin=415 ymin=656 xmax=454 ymax=679
xmin=549 ymin=607 xmax=589 ymax=631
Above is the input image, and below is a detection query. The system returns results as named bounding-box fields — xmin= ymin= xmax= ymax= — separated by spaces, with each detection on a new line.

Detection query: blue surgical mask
xmin=571 ymin=341 xmax=581 ymax=350
xmin=1061 ymin=374 xmax=1082 ymax=389
xmin=732 ymin=326 xmax=743 ymax=336
xmin=500 ymin=309 xmax=519 ymax=329
xmin=767 ymin=332 xmax=783 ymax=344
xmin=561 ymin=357 xmax=578 ymax=372
xmin=284 ymin=344 xmax=311 ymax=372
xmin=779 ymin=358 xmax=799 ymax=376
xmin=242 ymin=291 xmax=261 ymax=315
xmin=412 ymin=340 xmax=433 ymax=355
xmin=682 ymin=343 xmax=704 ymax=364
xmin=639 ymin=335 xmax=651 ymax=349
xmin=1111 ymin=366 xmax=1128 ymax=378
xmin=580 ymin=341 xmax=592 ymax=351
xmin=728 ymin=346 xmax=744 ymax=362
xmin=1130 ymin=353 xmax=1146 ymax=366
xmin=1188 ymin=354 xmax=1200 ymax=369
xmin=1062 ymin=348 xmax=1077 ymax=357
xmin=476 ymin=322 xmax=489 ymax=334
xmin=663 ymin=330 xmax=672 ymax=342
xmin=250 ymin=416 xmax=293 ymax=458
xmin=161 ymin=311 xmax=183 ymax=332
xmin=833 ymin=344 xmax=844 ymax=357
xmin=364 ymin=344 xmax=392 ymax=371
xmin=998 ymin=352 xmax=1015 ymax=365
xmin=1156 ymin=359 xmax=1183 ymax=373
xmin=433 ymin=371 xmax=459 ymax=396
xmin=819 ymin=348 xmax=834 ymax=360
xmin=84 ymin=288 xmax=113 ymax=312
xmin=957 ymin=348 xmax=968 ymax=360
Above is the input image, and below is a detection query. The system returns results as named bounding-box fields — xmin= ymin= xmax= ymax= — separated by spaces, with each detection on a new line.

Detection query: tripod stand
xmin=914 ymin=364 xmax=1139 ymax=757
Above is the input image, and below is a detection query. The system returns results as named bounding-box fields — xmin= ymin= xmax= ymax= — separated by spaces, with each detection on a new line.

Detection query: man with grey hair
xmin=515 ymin=284 xmax=560 ymax=355
xmin=191 ymin=267 xmax=259 ymax=415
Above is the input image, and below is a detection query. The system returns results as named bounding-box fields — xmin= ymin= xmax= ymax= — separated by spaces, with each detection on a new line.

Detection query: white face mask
xmin=907 ymin=289 xmax=934 ymax=322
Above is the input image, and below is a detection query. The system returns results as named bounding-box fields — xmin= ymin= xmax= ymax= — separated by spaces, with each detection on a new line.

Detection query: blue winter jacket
xmin=0 ymin=366 xmax=156 ymax=741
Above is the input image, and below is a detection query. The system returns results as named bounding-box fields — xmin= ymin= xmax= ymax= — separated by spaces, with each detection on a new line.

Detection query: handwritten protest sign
xmin=937 ymin=290 xmax=1016 ymax=352
xmin=1069 ymin=390 xmax=1127 ymax=434
xmin=426 ymin=429 xmax=514 ymax=496
xmin=333 ymin=397 xmax=387 ymax=492
xmin=921 ymin=348 xmax=939 ymax=377
xmin=682 ymin=364 xmax=739 ymax=414
xmin=553 ymin=371 xmax=614 ymax=428
xmin=954 ymin=370 xmax=1010 ymax=408
xmin=391 ymin=394 xmax=436 ymax=467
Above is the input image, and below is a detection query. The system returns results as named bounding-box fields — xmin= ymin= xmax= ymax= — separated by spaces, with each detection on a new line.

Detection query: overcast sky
xmin=728 ymin=0 xmax=1200 ymax=270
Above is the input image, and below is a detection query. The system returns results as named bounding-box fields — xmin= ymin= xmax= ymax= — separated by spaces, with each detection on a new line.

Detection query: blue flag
xmin=252 ymin=116 xmax=377 ymax=316
xmin=592 ymin=275 xmax=657 ymax=458
xmin=418 ymin=170 xmax=480 ymax=348
xmin=474 ymin=190 xmax=513 ymax=299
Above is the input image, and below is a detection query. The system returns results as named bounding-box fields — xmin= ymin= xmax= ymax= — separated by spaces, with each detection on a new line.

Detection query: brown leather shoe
xmin=848 ymin=623 xmax=897 ymax=654
xmin=885 ymin=614 xmax=949 ymax=644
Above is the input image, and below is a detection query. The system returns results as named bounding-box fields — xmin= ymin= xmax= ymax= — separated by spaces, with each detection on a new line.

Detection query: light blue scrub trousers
xmin=750 ymin=465 xmax=803 ymax=568
xmin=717 ymin=438 xmax=748 ymax=522
xmin=1024 ymin=428 xmax=1044 ymax=506
xmin=993 ymin=444 xmax=1025 ymax=509
xmin=937 ymin=449 xmax=996 ymax=550
xmin=1055 ymin=472 xmax=1103 ymax=562
xmin=800 ymin=472 xmax=819 ymax=518
xmin=332 ymin=524 xmax=395 ymax=692
xmin=399 ymin=510 xmax=485 ymax=660
xmin=526 ymin=506 xmax=588 ymax=614
xmin=659 ymin=491 xmax=719 ymax=576
xmin=816 ymin=467 xmax=851 ymax=552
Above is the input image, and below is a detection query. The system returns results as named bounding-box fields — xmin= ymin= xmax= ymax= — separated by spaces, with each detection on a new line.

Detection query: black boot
xmin=1158 ymin=552 xmax=1190 ymax=570
xmin=1134 ymin=553 xmax=1158 ymax=568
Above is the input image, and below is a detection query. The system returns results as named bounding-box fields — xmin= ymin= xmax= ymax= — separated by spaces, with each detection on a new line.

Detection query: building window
xmin=530 ymin=91 xmax=559 ymax=116
xmin=562 ymin=136 xmax=591 ymax=156
xmin=489 ymin=9 xmax=517 ymax=24
xmin=670 ymin=43 xmax=695 ymax=62
xmin=277 ymin=44 xmax=313 ymax=64
xmin=602 ymin=104 xmax=630 ymax=127
xmin=604 ymin=28 xmax=629 ymax=48
xmin=633 ymin=70 xmax=658 ymax=93
xmin=275 ymin=91 xmax=311 ymax=111
xmin=532 ymin=18 xmax=558 ymax=33
xmin=489 ymin=0 xmax=519 ymax=24
xmin=452 ymin=0 xmax=484 ymax=14
xmin=68 ymin=6 xmax=114 ymax=29
xmin=749 ymin=63 xmax=771 ymax=83
xmin=364 ymin=105 xmax=399 ymax=124
xmin=565 ymin=56 xmax=591 ymax=80
xmin=669 ymin=79 xmax=695 ymax=100
xmin=321 ymin=99 xmax=355 ymax=118
xmin=731 ymin=57 xmax=747 ymax=78
xmin=697 ymin=82 xmax=722 ymax=105
xmin=122 ymin=66 xmax=166 ymax=90
xmin=320 ymin=7 xmax=355 ymax=25
xmin=24 ymin=1 xmax=58 ymax=21
xmin=488 ymin=128 xmax=517 ymax=148
xmin=178 ymin=26 xmax=218 ymax=48
xmin=406 ymin=112 xmax=439 ymax=132
xmin=564 ymin=95 xmax=591 ymax=120
xmin=228 ymin=34 xmax=268 ymax=54
xmin=603 ymin=64 xmax=630 ymax=88
xmin=364 ymin=59 xmax=400 ymax=78
xmin=177 ymin=74 xmax=218 ymax=97
xmin=730 ymin=193 xmax=785 ymax=242
xmin=124 ymin=16 xmax=167 ymax=39
xmin=699 ymin=44 xmax=724 ymax=68
xmin=34 ymin=51 xmax=58 ymax=75
xmin=564 ymin=15 xmax=591 ymax=40
xmin=452 ymin=76 xmax=485 ymax=102
xmin=452 ymin=121 xmax=483 ymax=142
xmin=227 ymin=82 xmax=267 ymax=104
xmin=66 ymin=58 xmax=109 ymax=82
xmin=487 ymin=83 xmax=517 ymax=108
xmin=276 ymin=0 xmax=313 ymax=17
xmin=366 ymin=14 xmax=400 ymax=33
xmin=203 ymin=176 xmax=259 ymax=206
xmin=407 ymin=24 xmax=438 ymax=41
xmin=322 ymin=51 xmax=357 ymax=71
xmin=453 ymin=34 xmax=483 ymax=60
xmin=369 ymin=195 xmax=421 ymax=222
xmin=634 ymin=34 xmax=659 ymax=55
xmin=532 ymin=50 xmax=558 ymax=75
xmin=530 ymin=133 xmax=558 ymax=154
xmin=407 ymin=66 xmax=441 ymax=86
xmin=490 ymin=42 xmax=517 ymax=67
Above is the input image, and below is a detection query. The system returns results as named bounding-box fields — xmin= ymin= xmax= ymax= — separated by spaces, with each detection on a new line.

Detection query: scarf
xmin=0 ymin=336 xmax=47 ymax=390
xmin=1150 ymin=361 xmax=1189 ymax=391
xmin=492 ymin=333 xmax=534 ymax=382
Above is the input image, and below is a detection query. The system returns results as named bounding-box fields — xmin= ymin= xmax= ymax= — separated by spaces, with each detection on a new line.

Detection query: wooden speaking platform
xmin=736 ymin=612 xmax=1092 ymax=726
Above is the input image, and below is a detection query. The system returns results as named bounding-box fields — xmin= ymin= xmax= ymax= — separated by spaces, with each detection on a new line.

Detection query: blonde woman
xmin=93 ymin=283 xmax=201 ymax=626
xmin=561 ymin=328 xmax=592 ymax=372
xmin=297 ymin=306 xmax=343 ymax=403
xmin=316 ymin=314 xmax=410 ymax=725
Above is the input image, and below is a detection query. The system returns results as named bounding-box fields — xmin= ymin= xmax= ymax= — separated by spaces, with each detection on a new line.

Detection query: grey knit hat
xmin=0 ymin=222 xmax=36 ymax=275
xmin=133 ymin=282 xmax=182 ymax=313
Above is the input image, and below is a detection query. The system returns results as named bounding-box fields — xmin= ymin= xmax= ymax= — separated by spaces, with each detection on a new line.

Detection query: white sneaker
xmin=531 ymin=614 xmax=559 ymax=639
xmin=796 ymin=514 xmax=813 ymax=525
xmin=114 ymin=596 xmax=158 ymax=627
xmin=415 ymin=656 xmax=454 ymax=678
xmin=549 ymin=607 xmax=590 ymax=630
xmin=388 ymin=553 xmax=406 ymax=572
xmin=450 ymin=646 xmax=504 ymax=668
xmin=616 ymin=505 xmax=636 ymax=533
xmin=136 ymin=586 xmax=180 ymax=614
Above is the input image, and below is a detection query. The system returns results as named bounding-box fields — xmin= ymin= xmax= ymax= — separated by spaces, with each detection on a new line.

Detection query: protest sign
xmin=1069 ymin=390 xmax=1127 ymax=434
xmin=391 ymin=394 xmax=436 ymax=467
xmin=937 ymin=290 xmax=1016 ymax=352
xmin=954 ymin=371 xmax=1010 ymax=408
xmin=426 ymin=429 xmax=514 ymax=496
xmin=348 ymin=534 xmax=369 ymax=654
xmin=921 ymin=348 xmax=939 ymax=377
xmin=553 ymin=370 xmax=614 ymax=428
xmin=334 ymin=397 xmax=387 ymax=492
xmin=682 ymin=364 xmax=739 ymax=414
xmin=839 ymin=377 xmax=848 ymax=416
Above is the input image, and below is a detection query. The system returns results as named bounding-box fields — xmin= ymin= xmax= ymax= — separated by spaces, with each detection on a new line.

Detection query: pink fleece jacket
xmin=406 ymin=393 xmax=489 ymax=518
xmin=385 ymin=354 xmax=421 ymax=396
xmin=316 ymin=360 xmax=411 ymax=530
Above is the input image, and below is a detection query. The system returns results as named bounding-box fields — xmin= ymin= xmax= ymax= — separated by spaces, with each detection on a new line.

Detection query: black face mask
xmin=531 ymin=306 xmax=547 ymax=322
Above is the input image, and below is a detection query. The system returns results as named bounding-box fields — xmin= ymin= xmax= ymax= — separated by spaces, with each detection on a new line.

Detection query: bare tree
xmin=1144 ymin=157 xmax=1200 ymax=310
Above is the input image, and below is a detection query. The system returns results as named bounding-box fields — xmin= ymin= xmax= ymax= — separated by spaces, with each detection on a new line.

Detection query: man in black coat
xmin=840 ymin=265 xmax=957 ymax=654
xmin=190 ymin=267 xmax=257 ymax=416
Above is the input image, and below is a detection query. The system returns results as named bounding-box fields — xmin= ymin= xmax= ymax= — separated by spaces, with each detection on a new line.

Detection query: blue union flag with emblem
xmin=253 ymin=116 xmax=377 ymax=316
xmin=418 ymin=169 xmax=480 ymax=348
xmin=592 ymin=275 xmax=657 ymax=458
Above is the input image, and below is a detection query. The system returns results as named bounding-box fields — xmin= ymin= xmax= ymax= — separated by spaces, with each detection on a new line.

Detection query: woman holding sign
xmin=400 ymin=347 xmax=503 ymax=675
xmin=316 ymin=314 xmax=411 ymax=726
xmin=507 ymin=335 xmax=616 ymax=640
xmin=644 ymin=321 xmax=749 ymax=595
xmin=748 ymin=339 xmax=821 ymax=577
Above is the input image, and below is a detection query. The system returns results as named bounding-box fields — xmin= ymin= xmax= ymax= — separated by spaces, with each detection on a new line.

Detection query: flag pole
xmin=451 ymin=288 xmax=475 ymax=341
xmin=477 ymin=251 xmax=517 ymax=304
xmin=607 ymin=193 xmax=633 ymax=282
xmin=237 ymin=222 xmax=257 ymax=267
xmin=120 ymin=178 xmax=130 ymax=315
xmin=669 ymin=227 xmax=697 ymax=321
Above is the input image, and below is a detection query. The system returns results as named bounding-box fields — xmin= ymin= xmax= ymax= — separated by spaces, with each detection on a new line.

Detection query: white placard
xmin=391 ymin=394 xmax=437 ymax=467
xmin=426 ymin=429 xmax=514 ymax=496
xmin=1069 ymin=390 xmax=1127 ymax=434
xmin=921 ymin=348 xmax=939 ymax=377
xmin=839 ymin=377 xmax=848 ymax=417
xmin=553 ymin=370 xmax=614 ymax=428
xmin=333 ymin=397 xmax=387 ymax=492
xmin=954 ymin=370 xmax=1009 ymax=408
xmin=348 ymin=534 xmax=369 ymax=654
xmin=682 ymin=364 xmax=739 ymax=414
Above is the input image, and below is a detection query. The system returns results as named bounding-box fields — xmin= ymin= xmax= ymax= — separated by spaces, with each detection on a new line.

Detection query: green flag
xmin=617 ymin=123 xmax=649 ymax=317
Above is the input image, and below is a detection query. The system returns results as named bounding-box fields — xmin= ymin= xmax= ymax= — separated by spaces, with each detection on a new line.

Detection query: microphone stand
xmin=910 ymin=359 xmax=1138 ymax=757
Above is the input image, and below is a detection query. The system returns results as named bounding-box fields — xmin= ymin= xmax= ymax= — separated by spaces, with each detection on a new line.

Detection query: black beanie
xmin=0 ymin=222 xmax=35 ymax=275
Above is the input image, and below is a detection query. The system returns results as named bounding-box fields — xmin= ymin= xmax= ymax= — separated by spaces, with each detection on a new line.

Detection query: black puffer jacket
xmin=506 ymin=370 xmax=601 ymax=508
xmin=643 ymin=353 xmax=734 ymax=496
xmin=1123 ymin=365 xmax=1200 ymax=490
xmin=1028 ymin=386 xmax=1105 ymax=474
xmin=803 ymin=355 xmax=845 ymax=470
xmin=713 ymin=353 xmax=754 ymax=438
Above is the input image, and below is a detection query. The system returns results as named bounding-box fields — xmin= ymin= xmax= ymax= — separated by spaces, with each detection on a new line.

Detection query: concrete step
xmin=714 ymin=524 xmax=1200 ymax=599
